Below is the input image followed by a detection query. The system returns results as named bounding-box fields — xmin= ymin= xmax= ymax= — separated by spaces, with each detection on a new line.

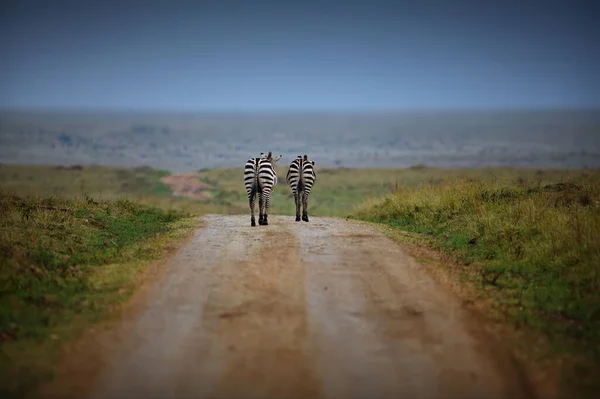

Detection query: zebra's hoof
xmin=295 ymin=217 xmax=301 ymax=222
xmin=302 ymin=215 xmax=309 ymax=222
xmin=251 ymin=220 xmax=256 ymax=226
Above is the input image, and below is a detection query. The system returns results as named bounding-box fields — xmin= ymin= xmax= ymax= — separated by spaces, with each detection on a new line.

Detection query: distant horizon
xmin=2 ymin=101 xmax=599 ymax=172
xmin=2 ymin=106 xmax=600 ymax=115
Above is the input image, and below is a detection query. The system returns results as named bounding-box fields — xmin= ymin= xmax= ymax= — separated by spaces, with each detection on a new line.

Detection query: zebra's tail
xmin=297 ymin=176 xmax=305 ymax=193
xmin=298 ymin=155 xmax=306 ymax=189
xmin=252 ymin=156 xmax=261 ymax=194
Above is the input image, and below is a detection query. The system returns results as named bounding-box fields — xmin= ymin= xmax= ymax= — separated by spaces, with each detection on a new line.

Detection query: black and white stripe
xmin=244 ymin=151 xmax=283 ymax=226
xmin=286 ymin=154 xmax=317 ymax=222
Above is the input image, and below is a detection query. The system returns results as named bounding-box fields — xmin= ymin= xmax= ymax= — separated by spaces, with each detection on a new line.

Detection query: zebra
xmin=244 ymin=151 xmax=283 ymax=226
xmin=286 ymin=154 xmax=317 ymax=222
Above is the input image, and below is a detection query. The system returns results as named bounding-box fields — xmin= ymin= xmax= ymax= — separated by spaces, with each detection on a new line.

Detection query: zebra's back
xmin=244 ymin=156 xmax=278 ymax=195
xmin=258 ymin=158 xmax=278 ymax=188
xmin=244 ymin=157 xmax=260 ymax=196
xmin=287 ymin=156 xmax=316 ymax=194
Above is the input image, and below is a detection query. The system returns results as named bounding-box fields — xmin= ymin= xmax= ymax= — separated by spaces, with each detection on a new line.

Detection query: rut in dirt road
xmin=42 ymin=215 xmax=532 ymax=399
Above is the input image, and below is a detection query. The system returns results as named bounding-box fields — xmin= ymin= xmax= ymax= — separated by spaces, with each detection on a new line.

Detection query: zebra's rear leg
xmin=302 ymin=192 xmax=309 ymax=222
xmin=295 ymin=192 xmax=301 ymax=222
xmin=258 ymin=190 xmax=265 ymax=225
xmin=262 ymin=191 xmax=270 ymax=225
xmin=249 ymin=191 xmax=257 ymax=226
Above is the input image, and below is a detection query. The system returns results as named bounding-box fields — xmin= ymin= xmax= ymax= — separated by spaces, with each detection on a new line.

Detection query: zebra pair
xmin=243 ymin=152 xmax=317 ymax=226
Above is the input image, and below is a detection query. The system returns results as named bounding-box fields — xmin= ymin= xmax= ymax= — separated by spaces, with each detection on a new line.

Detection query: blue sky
xmin=1 ymin=0 xmax=598 ymax=111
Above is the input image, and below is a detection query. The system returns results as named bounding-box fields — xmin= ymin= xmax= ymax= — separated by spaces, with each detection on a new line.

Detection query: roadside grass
xmin=0 ymin=194 xmax=197 ymax=398
xmin=353 ymin=172 xmax=600 ymax=396
xmin=0 ymin=163 xmax=216 ymax=215
xmin=199 ymin=165 xmax=600 ymax=218
xmin=3 ymin=162 xmax=597 ymax=219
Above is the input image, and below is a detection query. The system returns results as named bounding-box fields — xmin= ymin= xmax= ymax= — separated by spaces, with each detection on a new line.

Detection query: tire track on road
xmin=40 ymin=215 xmax=532 ymax=399
xmin=294 ymin=217 xmax=529 ymax=399
xmin=86 ymin=215 xmax=265 ymax=399
xmin=179 ymin=217 xmax=321 ymax=399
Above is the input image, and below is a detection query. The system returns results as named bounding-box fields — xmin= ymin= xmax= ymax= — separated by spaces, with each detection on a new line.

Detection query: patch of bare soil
xmin=38 ymin=215 xmax=535 ymax=399
xmin=159 ymin=172 xmax=212 ymax=200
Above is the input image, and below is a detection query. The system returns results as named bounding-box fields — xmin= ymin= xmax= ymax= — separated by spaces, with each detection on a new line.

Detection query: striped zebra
xmin=286 ymin=154 xmax=317 ymax=222
xmin=244 ymin=151 xmax=283 ymax=226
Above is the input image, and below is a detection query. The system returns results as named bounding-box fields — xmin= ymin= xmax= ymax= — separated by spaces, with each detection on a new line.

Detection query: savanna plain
xmin=1 ymin=110 xmax=599 ymax=399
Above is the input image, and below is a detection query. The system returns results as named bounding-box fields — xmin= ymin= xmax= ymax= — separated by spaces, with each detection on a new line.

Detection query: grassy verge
xmin=3 ymin=162 xmax=599 ymax=218
xmin=353 ymin=177 xmax=600 ymax=396
xmin=0 ymin=163 xmax=209 ymax=214
xmin=198 ymin=165 xmax=599 ymax=218
xmin=0 ymin=194 xmax=197 ymax=398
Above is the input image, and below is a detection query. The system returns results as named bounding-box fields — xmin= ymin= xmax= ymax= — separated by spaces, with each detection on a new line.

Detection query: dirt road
xmin=44 ymin=215 xmax=532 ymax=399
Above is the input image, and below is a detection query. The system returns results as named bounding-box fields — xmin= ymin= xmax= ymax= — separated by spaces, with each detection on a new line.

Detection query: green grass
xmin=353 ymin=172 xmax=600 ymax=396
xmin=0 ymin=194 xmax=197 ymax=398
xmin=3 ymin=162 xmax=598 ymax=219
xmin=198 ymin=165 xmax=600 ymax=218
xmin=199 ymin=165 xmax=444 ymax=217
xmin=0 ymin=163 xmax=214 ymax=215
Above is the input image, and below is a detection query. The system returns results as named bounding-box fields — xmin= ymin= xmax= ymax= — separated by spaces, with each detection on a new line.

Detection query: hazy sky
xmin=1 ymin=0 xmax=599 ymax=111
